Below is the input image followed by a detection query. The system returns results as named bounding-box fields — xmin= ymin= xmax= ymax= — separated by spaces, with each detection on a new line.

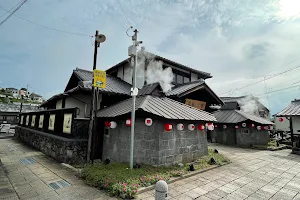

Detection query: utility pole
xmin=87 ymin=30 xmax=106 ymax=163
xmin=263 ymin=75 xmax=271 ymax=119
xmin=129 ymin=29 xmax=142 ymax=169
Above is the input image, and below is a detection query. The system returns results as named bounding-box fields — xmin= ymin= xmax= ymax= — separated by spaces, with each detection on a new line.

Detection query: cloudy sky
xmin=0 ymin=0 xmax=300 ymax=115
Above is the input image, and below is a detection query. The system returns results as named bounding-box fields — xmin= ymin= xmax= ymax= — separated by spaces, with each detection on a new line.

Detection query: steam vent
xmin=16 ymin=51 xmax=272 ymax=165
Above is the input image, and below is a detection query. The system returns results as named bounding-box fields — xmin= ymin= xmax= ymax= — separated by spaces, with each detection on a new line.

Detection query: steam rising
xmin=237 ymin=95 xmax=268 ymax=118
xmin=136 ymin=51 xmax=174 ymax=92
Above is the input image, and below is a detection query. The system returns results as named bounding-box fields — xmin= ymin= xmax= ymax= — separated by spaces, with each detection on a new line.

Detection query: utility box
xmin=128 ymin=45 xmax=136 ymax=56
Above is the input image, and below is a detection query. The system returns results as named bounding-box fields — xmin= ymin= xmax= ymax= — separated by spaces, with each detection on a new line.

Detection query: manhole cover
xmin=48 ymin=180 xmax=71 ymax=190
xmin=19 ymin=157 xmax=36 ymax=165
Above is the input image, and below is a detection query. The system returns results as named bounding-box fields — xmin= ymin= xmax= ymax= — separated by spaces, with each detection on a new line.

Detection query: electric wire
xmin=0 ymin=4 xmax=92 ymax=38
xmin=219 ymin=65 xmax=300 ymax=95
xmin=0 ymin=0 xmax=22 ymax=18
xmin=0 ymin=0 xmax=27 ymax=26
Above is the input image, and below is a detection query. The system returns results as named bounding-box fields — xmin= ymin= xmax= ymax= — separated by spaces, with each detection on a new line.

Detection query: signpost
xmin=93 ymin=69 xmax=106 ymax=88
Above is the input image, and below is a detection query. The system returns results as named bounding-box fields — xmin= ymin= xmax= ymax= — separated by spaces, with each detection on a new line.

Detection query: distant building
xmin=30 ymin=93 xmax=44 ymax=103
xmin=6 ymin=88 xmax=19 ymax=98
xmin=220 ymin=95 xmax=270 ymax=119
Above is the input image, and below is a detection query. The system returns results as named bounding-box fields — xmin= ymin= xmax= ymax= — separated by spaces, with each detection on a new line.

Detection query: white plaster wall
xmin=191 ymin=73 xmax=198 ymax=81
xmin=123 ymin=63 xmax=132 ymax=84
xmin=56 ymin=99 xmax=62 ymax=109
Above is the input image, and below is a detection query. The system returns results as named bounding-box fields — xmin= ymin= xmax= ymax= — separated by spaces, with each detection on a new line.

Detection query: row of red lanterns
xmin=215 ymin=123 xmax=273 ymax=130
xmin=104 ymin=119 xmax=214 ymax=131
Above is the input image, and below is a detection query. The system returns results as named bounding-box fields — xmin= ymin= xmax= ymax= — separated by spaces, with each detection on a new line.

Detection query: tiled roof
xmin=166 ymin=80 xmax=205 ymax=96
xmin=220 ymin=102 xmax=239 ymax=110
xmin=105 ymin=51 xmax=212 ymax=79
xmin=75 ymin=68 xmax=131 ymax=95
xmin=138 ymin=83 xmax=160 ymax=96
xmin=97 ymin=95 xmax=216 ymax=121
xmin=213 ymin=110 xmax=273 ymax=125
xmin=277 ymin=99 xmax=300 ymax=116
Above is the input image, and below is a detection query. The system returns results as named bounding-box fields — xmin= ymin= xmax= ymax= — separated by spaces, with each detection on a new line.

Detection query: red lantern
xmin=215 ymin=124 xmax=218 ymax=128
xmin=145 ymin=118 xmax=152 ymax=126
xmin=261 ymin=126 xmax=265 ymax=130
xmin=110 ymin=121 xmax=117 ymax=129
xmin=164 ymin=124 xmax=172 ymax=131
xmin=198 ymin=124 xmax=205 ymax=131
xmin=188 ymin=124 xmax=195 ymax=131
xmin=207 ymin=123 xmax=214 ymax=131
xmin=257 ymin=126 xmax=261 ymax=130
xmin=242 ymin=123 xmax=246 ymax=127
xmin=251 ymin=124 xmax=255 ymax=128
xmin=279 ymin=118 xmax=284 ymax=122
xmin=105 ymin=121 xmax=111 ymax=127
xmin=176 ymin=124 xmax=184 ymax=131
xmin=126 ymin=119 xmax=132 ymax=127
xmin=223 ymin=125 xmax=227 ymax=129
xmin=235 ymin=125 xmax=239 ymax=129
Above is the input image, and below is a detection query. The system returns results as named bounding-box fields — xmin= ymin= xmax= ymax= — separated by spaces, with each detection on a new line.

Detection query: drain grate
xmin=48 ymin=180 xmax=71 ymax=190
xmin=19 ymin=157 xmax=36 ymax=165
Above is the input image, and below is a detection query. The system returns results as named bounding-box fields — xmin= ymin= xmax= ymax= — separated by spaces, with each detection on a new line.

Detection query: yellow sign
xmin=93 ymin=69 xmax=106 ymax=88
xmin=185 ymin=99 xmax=206 ymax=110
xmin=63 ymin=114 xmax=72 ymax=134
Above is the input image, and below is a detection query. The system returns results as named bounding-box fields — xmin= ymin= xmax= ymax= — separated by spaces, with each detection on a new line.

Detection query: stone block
xmin=159 ymin=157 xmax=166 ymax=165
xmin=175 ymin=154 xmax=182 ymax=163
xmin=144 ymin=132 xmax=155 ymax=140
xmin=166 ymin=156 xmax=174 ymax=164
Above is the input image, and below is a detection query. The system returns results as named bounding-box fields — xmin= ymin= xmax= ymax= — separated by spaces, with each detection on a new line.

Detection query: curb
xmin=61 ymin=163 xmax=82 ymax=174
xmin=137 ymin=164 xmax=227 ymax=195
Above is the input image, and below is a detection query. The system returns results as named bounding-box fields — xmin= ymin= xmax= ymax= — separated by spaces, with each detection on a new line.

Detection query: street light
xmin=87 ymin=30 xmax=106 ymax=163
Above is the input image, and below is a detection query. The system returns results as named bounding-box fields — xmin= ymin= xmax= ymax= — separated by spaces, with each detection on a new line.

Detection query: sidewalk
xmin=0 ymin=138 xmax=116 ymax=200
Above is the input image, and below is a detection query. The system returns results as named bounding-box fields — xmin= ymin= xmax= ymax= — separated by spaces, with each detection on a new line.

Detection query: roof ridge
xmin=75 ymin=68 xmax=93 ymax=73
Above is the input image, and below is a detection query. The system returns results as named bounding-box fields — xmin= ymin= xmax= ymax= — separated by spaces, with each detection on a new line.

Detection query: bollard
xmin=155 ymin=180 xmax=168 ymax=200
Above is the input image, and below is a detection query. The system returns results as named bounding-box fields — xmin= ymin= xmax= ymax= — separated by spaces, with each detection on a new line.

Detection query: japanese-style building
xmin=212 ymin=100 xmax=273 ymax=147
xmin=16 ymin=51 xmax=224 ymax=165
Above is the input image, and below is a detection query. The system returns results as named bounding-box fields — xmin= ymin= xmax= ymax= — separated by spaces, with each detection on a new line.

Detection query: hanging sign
xmin=20 ymin=115 xmax=24 ymax=125
xmin=93 ymin=69 xmax=106 ymax=88
xmin=48 ymin=114 xmax=55 ymax=131
xmin=39 ymin=115 xmax=44 ymax=128
xmin=31 ymin=115 xmax=36 ymax=127
xmin=63 ymin=114 xmax=72 ymax=134
xmin=185 ymin=99 xmax=206 ymax=110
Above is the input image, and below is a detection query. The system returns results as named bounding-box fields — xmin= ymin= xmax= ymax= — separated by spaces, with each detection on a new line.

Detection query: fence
xmin=19 ymin=108 xmax=89 ymax=139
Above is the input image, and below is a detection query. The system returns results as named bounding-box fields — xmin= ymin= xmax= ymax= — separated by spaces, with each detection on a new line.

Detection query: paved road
xmin=0 ymin=138 xmax=116 ymax=200
xmin=138 ymin=144 xmax=300 ymax=200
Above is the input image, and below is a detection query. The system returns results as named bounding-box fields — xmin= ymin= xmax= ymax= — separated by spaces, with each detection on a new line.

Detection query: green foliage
xmin=81 ymin=149 xmax=229 ymax=198
xmin=81 ymin=163 xmax=182 ymax=198
xmin=268 ymin=140 xmax=277 ymax=147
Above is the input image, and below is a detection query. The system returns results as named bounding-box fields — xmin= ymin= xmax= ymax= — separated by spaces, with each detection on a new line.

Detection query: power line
xmin=219 ymin=65 xmax=300 ymax=95
xmin=255 ymin=84 xmax=300 ymax=98
xmin=0 ymin=1 xmax=22 ymax=18
xmin=0 ymin=0 xmax=27 ymax=26
xmin=116 ymin=0 xmax=132 ymax=28
xmin=0 ymin=4 xmax=92 ymax=38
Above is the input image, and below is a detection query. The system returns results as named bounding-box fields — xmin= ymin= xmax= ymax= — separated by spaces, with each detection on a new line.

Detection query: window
xmin=176 ymin=75 xmax=183 ymax=84
xmin=184 ymin=77 xmax=190 ymax=83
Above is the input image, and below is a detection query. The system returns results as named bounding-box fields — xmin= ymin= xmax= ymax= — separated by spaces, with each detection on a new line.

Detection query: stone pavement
xmin=0 ymin=138 xmax=116 ymax=200
xmin=138 ymin=143 xmax=300 ymax=200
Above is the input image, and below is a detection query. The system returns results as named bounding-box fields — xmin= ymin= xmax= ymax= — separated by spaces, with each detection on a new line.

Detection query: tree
xmin=20 ymin=88 xmax=27 ymax=91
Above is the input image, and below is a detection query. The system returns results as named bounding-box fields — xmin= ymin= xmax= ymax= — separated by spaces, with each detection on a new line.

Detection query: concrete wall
xmin=212 ymin=124 xmax=269 ymax=147
xmin=236 ymin=128 xmax=269 ymax=147
xmin=102 ymin=118 xmax=208 ymax=166
xmin=15 ymin=126 xmax=87 ymax=164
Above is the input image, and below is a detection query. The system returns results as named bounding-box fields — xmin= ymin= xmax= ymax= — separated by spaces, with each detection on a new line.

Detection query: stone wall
xmin=212 ymin=125 xmax=237 ymax=145
xmin=102 ymin=118 xmax=208 ymax=166
xmin=237 ymin=128 xmax=269 ymax=147
xmin=15 ymin=126 xmax=87 ymax=164
xmin=211 ymin=124 xmax=269 ymax=147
